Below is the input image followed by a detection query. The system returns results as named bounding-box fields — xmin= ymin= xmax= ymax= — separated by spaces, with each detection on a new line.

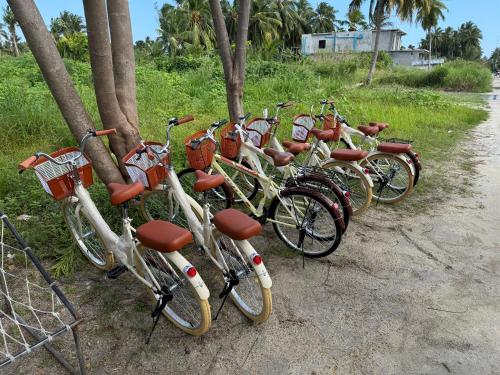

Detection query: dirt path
xmin=8 ymin=79 xmax=500 ymax=375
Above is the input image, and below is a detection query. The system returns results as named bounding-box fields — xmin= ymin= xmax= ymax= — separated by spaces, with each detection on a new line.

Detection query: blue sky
xmin=1 ymin=0 xmax=498 ymax=57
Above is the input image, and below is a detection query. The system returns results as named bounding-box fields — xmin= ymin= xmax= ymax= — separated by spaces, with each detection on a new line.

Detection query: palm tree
xmin=416 ymin=0 xmax=447 ymax=70
xmin=276 ymin=0 xmax=303 ymax=47
xmin=294 ymin=0 xmax=315 ymax=35
xmin=158 ymin=0 xmax=215 ymax=55
xmin=458 ymin=21 xmax=482 ymax=60
xmin=50 ymin=10 xmax=85 ymax=40
xmin=346 ymin=8 xmax=368 ymax=31
xmin=312 ymin=2 xmax=338 ymax=33
xmin=349 ymin=0 xmax=418 ymax=84
xmin=248 ymin=0 xmax=281 ymax=48
xmin=2 ymin=6 xmax=19 ymax=57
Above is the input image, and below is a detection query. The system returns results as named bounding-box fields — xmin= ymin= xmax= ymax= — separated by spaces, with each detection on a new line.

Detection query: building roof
xmin=304 ymin=28 xmax=407 ymax=38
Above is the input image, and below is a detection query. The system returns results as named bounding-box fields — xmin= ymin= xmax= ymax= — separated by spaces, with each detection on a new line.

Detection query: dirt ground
xmin=6 ymin=79 xmax=500 ymax=374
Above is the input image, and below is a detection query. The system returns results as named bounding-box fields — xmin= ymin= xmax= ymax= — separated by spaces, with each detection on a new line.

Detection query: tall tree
xmin=416 ymin=0 xmax=447 ymax=70
xmin=2 ymin=6 xmax=19 ymax=56
xmin=7 ymin=0 xmax=124 ymax=184
xmin=50 ymin=10 xmax=86 ymax=40
xmin=83 ymin=0 xmax=141 ymax=174
xmin=248 ymin=0 xmax=281 ymax=48
xmin=209 ymin=0 xmax=251 ymax=121
xmin=458 ymin=21 xmax=482 ymax=60
xmin=346 ymin=9 xmax=368 ymax=31
xmin=349 ymin=0 xmax=419 ymax=85
xmin=312 ymin=2 xmax=338 ymax=33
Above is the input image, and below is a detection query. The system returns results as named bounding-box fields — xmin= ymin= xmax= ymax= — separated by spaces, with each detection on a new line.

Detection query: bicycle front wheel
xmin=320 ymin=160 xmax=372 ymax=216
xmin=211 ymin=235 xmax=272 ymax=323
xmin=62 ymin=198 xmax=114 ymax=270
xmin=269 ymin=188 xmax=343 ymax=258
xmin=139 ymin=248 xmax=211 ymax=336
xmin=361 ymin=153 xmax=413 ymax=204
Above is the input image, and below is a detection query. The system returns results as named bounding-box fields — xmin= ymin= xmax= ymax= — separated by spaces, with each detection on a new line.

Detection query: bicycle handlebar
xmin=18 ymin=128 xmax=117 ymax=173
xmin=18 ymin=155 xmax=38 ymax=172
xmin=95 ymin=129 xmax=117 ymax=136
xmin=177 ymin=115 xmax=194 ymax=125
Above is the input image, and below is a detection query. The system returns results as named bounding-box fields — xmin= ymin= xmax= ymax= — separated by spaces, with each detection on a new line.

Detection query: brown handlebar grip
xmin=327 ymin=99 xmax=335 ymax=104
xmin=95 ymin=129 xmax=117 ymax=136
xmin=177 ymin=115 xmax=194 ymax=125
xmin=18 ymin=155 xmax=37 ymax=171
xmin=283 ymin=101 xmax=294 ymax=108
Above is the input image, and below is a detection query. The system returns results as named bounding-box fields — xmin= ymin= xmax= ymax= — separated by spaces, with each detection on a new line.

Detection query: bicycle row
xmin=17 ymin=98 xmax=421 ymax=340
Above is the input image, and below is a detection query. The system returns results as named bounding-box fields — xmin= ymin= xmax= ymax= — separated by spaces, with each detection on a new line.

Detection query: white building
xmin=301 ymin=29 xmax=444 ymax=67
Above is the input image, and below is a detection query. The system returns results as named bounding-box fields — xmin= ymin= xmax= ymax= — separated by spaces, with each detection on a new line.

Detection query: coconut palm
xmin=2 ymin=6 xmax=19 ymax=57
xmin=248 ymin=0 xmax=281 ymax=48
xmin=276 ymin=0 xmax=303 ymax=47
xmin=311 ymin=2 xmax=339 ymax=33
xmin=458 ymin=21 xmax=482 ymax=60
xmin=50 ymin=10 xmax=85 ymax=40
xmin=346 ymin=9 xmax=368 ymax=31
xmin=416 ymin=0 xmax=447 ymax=70
xmin=158 ymin=0 xmax=215 ymax=55
xmin=349 ymin=0 xmax=420 ymax=84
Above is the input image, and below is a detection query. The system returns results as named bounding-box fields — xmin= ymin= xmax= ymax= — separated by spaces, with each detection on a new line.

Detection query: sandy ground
xmin=5 ymin=79 xmax=500 ymax=374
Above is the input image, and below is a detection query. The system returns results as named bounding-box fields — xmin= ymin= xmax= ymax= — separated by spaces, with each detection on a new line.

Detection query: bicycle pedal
xmin=106 ymin=265 xmax=128 ymax=279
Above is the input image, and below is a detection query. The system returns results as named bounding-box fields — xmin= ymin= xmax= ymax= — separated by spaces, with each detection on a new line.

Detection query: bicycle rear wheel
xmin=139 ymin=248 xmax=211 ymax=336
xmin=320 ymin=160 xmax=372 ymax=216
xmin=289 ymin=172 xmax=351 ymax=230
xmin=62 ymin=198 xmax=114 ymax=270
xmin=269 ymin=187 xmax=343 ymax=258
xmin=361 ymin=153 xmax=413 ymax=204
xmin=211 ymin=235 xmax=272 ymax=323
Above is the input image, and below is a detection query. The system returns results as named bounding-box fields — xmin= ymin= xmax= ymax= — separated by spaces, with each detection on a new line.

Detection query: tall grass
xmin=0 ymin=54 xmax=488 ymax=274
xmin=376 ymin=60 xmax=492 ymax=92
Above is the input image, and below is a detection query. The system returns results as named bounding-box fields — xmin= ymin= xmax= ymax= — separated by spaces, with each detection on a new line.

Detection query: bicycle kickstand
xmin=146 ymin=285 xmax=173 ymax=344
xmin=213 ymin=270 xmax=239 ymax=321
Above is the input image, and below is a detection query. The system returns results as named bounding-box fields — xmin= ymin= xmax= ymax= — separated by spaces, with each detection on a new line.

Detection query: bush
xmin=377 ymin=60 xmax=492 ymax=92
xmin=155 ymin=55 xmax=204 ymax=72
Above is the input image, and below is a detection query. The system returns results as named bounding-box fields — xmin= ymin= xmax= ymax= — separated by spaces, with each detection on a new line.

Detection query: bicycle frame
xmin=147 ymin=149 xmax=272 ymax=288
xmin=68 ymin=180 xmax=210 ymax=299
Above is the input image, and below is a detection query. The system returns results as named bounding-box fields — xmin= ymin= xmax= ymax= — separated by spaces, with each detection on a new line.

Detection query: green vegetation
xmin=0 ymin=53 xmax=488 ymax=276
xmin=376 ymin=60 xmax=492 ymax=92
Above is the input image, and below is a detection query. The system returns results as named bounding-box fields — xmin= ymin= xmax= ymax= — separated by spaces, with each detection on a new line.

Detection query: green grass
xmin=0 ymin=54 xmax=489 ymax=274
xmin=376 ymin=60 xmax=492 ymax=92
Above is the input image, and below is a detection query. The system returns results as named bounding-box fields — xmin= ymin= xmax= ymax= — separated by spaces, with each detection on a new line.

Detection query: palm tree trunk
xmin=209 ymin=0 xmax=250 ymax=121
xmin=9 ymin=26 xmax=19 ymax=57
xmin=7 ymin=0 xmax=124 ymax=184
xmin=428 ymin=29 xmax=432 ymax=71
xmin=367 ymin=20 xmax=381 ymax=85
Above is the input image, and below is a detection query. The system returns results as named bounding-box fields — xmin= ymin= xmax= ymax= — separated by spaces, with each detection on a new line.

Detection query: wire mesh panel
xmin=0 ymin=211 xmax=85 ymax=374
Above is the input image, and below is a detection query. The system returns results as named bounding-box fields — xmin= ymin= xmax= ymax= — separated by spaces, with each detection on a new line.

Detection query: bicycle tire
xmin=288 ymin=172 xmax=351 ymax=230
xmin=210 ymin=235 xmax=272 ymax=323
xmin=137 ymin=248 xmax=211 ymax=336
xmin=268 ymin=187 xmax=343 ymax=258
xmin=360 ymin=153 xmax=413 ymax=204
xmin=62 ymin=198 xmax=114 ymax=270
xmin=319 ymin=160 xmax=372 ymax=216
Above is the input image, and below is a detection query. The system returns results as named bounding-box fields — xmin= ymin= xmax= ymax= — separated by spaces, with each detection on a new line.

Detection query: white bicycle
xmin=127 ymin=116 xmax=272 ymax=324
xmin=19 ymin=129 xmax=212 ymax=337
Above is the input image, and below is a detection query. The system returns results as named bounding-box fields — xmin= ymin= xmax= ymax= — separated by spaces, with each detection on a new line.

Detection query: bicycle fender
xmin=164 ymin=251 xmax=210 ymax=300
xmin=235 ymin=240 xmax=272 ymax=289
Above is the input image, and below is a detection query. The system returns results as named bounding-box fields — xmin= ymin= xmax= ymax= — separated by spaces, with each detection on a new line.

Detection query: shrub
xmin=155 ymin=55 xmax=204 ymax=72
